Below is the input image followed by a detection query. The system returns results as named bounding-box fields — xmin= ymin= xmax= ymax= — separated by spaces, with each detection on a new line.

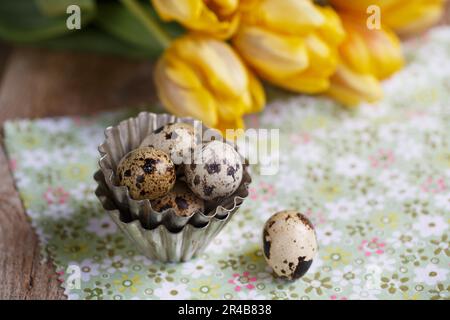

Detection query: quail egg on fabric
xmin=184 ymin=140 xmax=243 ymax=201
xmin=117 ymin=147 xmax=176 ymax=200
xmin=262 ymin=210 xmax=318 ymax=280
xmin=140 ymin=123 xmax=196 ymax=165
xmin=151 ymin=182 xmax=204 ymax=217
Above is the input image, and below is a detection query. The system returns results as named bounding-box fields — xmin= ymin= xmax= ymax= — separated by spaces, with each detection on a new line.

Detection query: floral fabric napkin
xmin=3 ymin=27 xmax=450 ymax=300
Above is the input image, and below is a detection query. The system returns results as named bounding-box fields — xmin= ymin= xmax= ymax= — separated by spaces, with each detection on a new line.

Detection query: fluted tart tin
xmin=94 ymin=169 xmax=245 ymax=262
xmin=94 ymin=112 xmax=251 ymax=261
xmin=97 ymin=111 xmax=251 ymax=230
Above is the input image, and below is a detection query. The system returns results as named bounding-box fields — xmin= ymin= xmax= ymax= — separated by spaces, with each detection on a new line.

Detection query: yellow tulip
xmin=326 ymin=13 xmax=404 ymax=106
xmin=327 ymin=65 xmax=383 ymax=107
xmin=338 ymin=14 xmax=404 ymax=80
xmin=232 ymin=0 xmax=345 ymax=94
xmin=154 ymin=34 xmax=265 ymax=133
xmin=151 ymin=0 xmax=250 ymax=39
xmin=329 ymin=0 xmax=446 ymax=35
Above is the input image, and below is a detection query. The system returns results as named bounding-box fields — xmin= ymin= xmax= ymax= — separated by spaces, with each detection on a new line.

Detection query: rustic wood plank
xmin=0 ymin=44 xmax=11 ymax=74
xmin=0 ymin=47 xmax=156 ymax=123
xmin=0 ymin=145 xmax=64 ymax=299
xmin=443 ymin=1 xmax=450 ymax=25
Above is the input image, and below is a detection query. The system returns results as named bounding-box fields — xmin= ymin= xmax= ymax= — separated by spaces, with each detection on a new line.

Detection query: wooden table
xmin=1 ymin=7 xmax=449 ymax=299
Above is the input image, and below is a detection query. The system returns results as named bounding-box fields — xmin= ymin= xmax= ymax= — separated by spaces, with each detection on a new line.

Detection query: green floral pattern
xmin=3 ymin=27 xmax=450 ymax=300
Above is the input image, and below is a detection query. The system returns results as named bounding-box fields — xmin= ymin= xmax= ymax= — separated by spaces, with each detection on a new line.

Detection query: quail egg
xmin=117 ymin=147 xmax=176 ymax=200
xmin=151 ymin=182 xmax=204 ymax=217
xmin=140 ymin=123 xmax=196 ymax=165
xmin=184 ymin=140 xmax=243 ymax=201
xmin=262 ymin=210 xmax=318 ymax=280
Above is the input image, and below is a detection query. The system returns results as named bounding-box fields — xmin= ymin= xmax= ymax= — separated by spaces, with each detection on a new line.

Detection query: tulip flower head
xmin=326 ymin=11 xmax=405 ymax=107
xmin=330 ymin=0 xmax=446 ymax=36
xmin=151 ymin=0 xmax=249 ymax=39
xmin=151 ymin=0 xmax=443 ymax=111
xmin=232 ymin=0 xmax=346 ymax=94
xmin=154 ymin=34 xmax=265 ymax=134
xmin=327 ymin=65 xmax=383 ymax=107
xmin=338 ymin=14 xmax=404 ymax=81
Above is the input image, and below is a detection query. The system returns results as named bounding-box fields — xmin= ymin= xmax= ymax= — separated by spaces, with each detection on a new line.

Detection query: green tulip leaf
xmin=0 ymin=0 xmax=96 ymax=42
xmin=35 ymin=0 xmax=95 ymax=17
xmin=34 ymin=26 xmax=154 ymax=59
xmin=95 ymin=0 xmax=183 ymax=57
xmin=0 ymin=0 xmax=184 ymax=59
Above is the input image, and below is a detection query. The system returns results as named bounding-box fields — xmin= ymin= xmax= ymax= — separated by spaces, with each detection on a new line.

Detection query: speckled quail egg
xmin=140 ymin=123 xmax=196 ymax=165
xmin=117 ymin=147 xmax=176 ymax=200
xmin=262 ymin=210 xmax=318 ymax=280
xmin=184 ymin=140 xmax=243 ymax=201
xmin=151 ymin=182 xmax=204 ymax=217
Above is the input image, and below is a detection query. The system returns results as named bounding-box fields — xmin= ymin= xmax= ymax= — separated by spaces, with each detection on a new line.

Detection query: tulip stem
xmin=119 ymin=0 xmax=171 ymax=49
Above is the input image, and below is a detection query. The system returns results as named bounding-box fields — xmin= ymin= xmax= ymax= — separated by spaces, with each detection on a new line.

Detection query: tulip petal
xmin=305 ymin=33 xmax=339 ymax=75
xmin=215 ymin=96 xmax=247 ymax=121
xmin=384 ymin=1 xmax=444 ymax=35
xmin=152 ymin=0 xmax=239 ymax=39
xmin=154 ymin=56 xmax=218 ymax=127
xmin=238 ymin=0 xmax=260 ymax=11
xmin=339 ymin=15 xmax=404 ymax=80
xmin=339 ymin=20 xmax=375 ymax=76
xmin=364 ymin=26 xmax=404 ymax=79
xmin=329 ymin=0 xmax=445 ymax=36
xmin=173 ymin=35 xmax=249 ymax=98
xmin=254 ymin=0 xmax=325 ymax=35
xmin=329 ymin=0 xmax=399 ymax=12
xmin=208 ymin=0 xmax=239 ymax=16
xmin=233 ymin=25 xmax=309 ymax=78
xmin=195 ymin=5 xmax=240 ymax=39
xmin=271 ymin=72 xmax=331 ymax=94
xmin=233 ymin=4 xmax=344 ymax=95
xmin=316 ymin=6 xmax=346 ymax=46
xmin=327 ymin=65 xmax=383 ymax=106
xmin=152 ymin=0 xmax=202 ymax=21
xmin=246 ymin=70 xmax=266 ymax=113
xmin=216 ymin=116 xmax=246 ymax=137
